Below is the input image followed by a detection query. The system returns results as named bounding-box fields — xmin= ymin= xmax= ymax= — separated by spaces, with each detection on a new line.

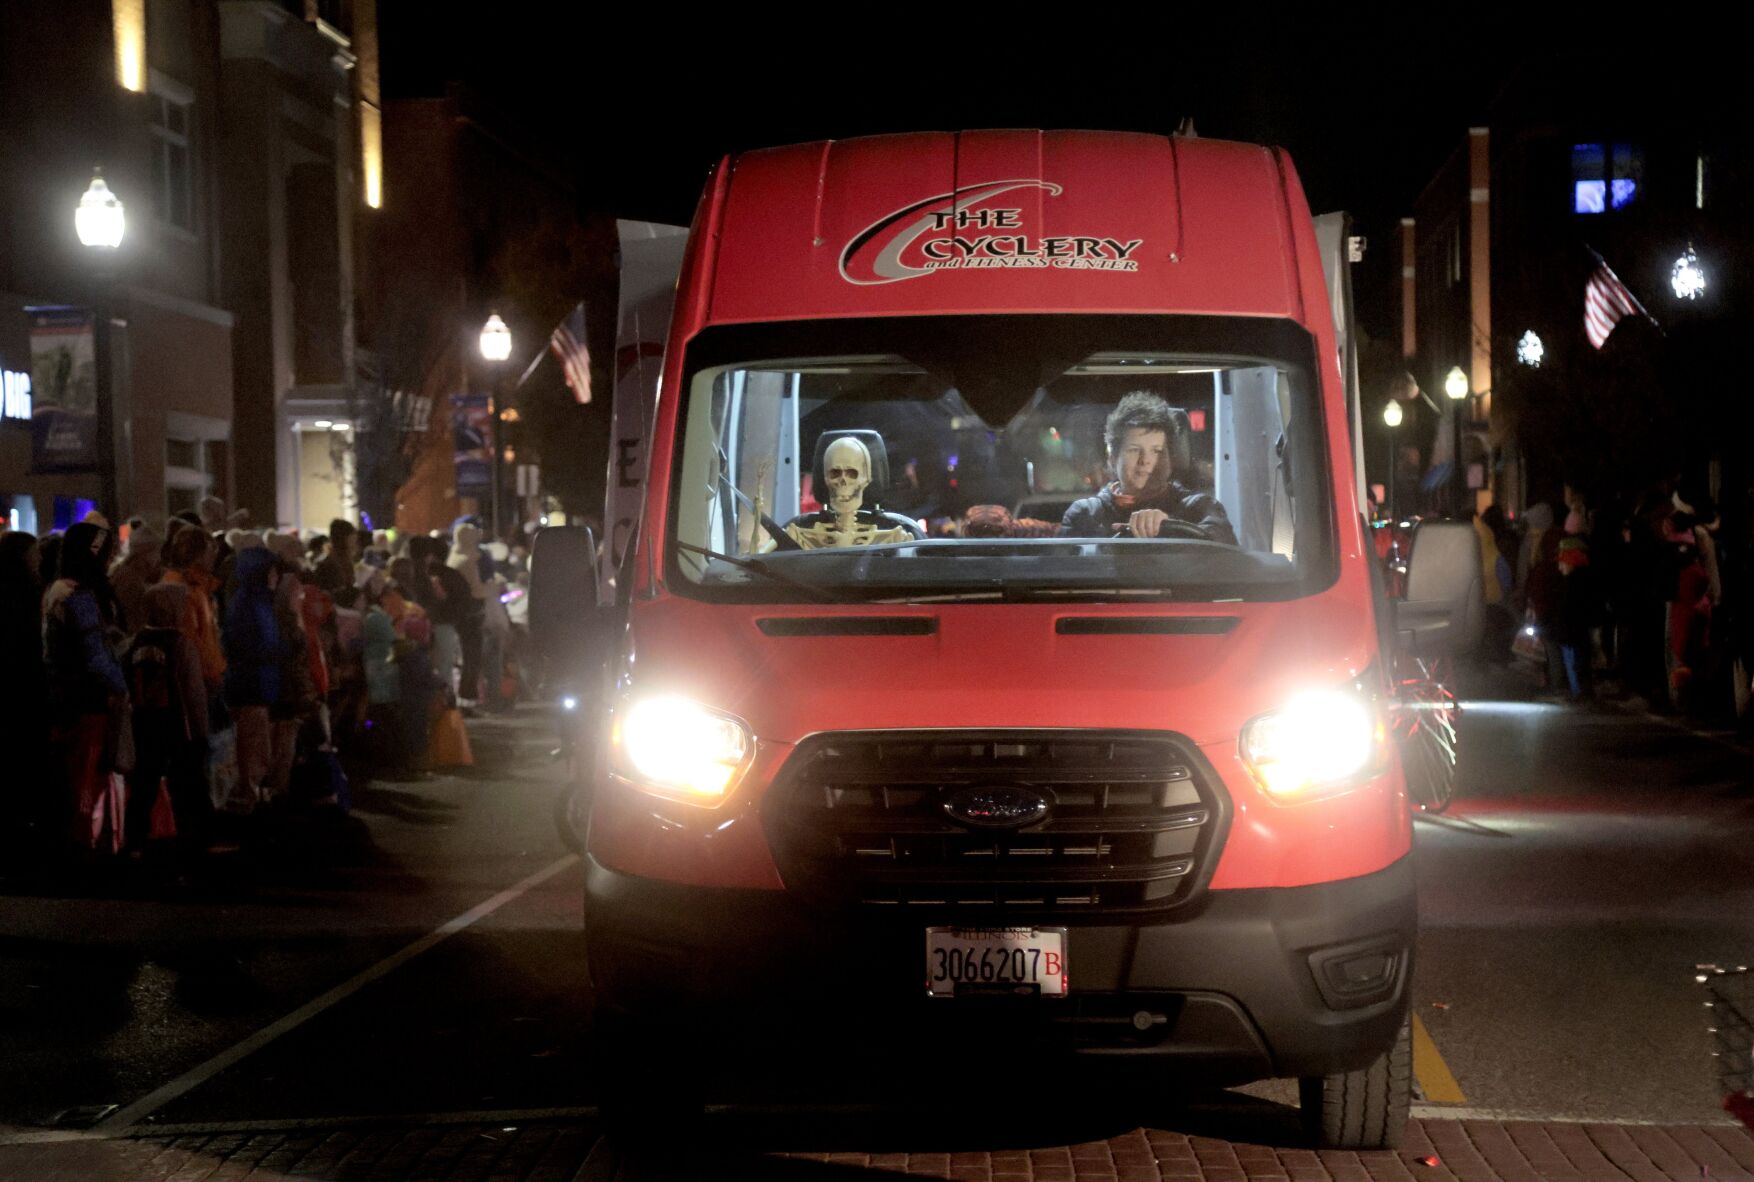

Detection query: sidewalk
xmin=3 ymin=1115 xmax=1752 ymax=1180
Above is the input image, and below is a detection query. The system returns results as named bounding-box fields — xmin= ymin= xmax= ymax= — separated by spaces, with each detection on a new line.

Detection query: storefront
xmin=0 ymin=295 xmax=101 ymax=535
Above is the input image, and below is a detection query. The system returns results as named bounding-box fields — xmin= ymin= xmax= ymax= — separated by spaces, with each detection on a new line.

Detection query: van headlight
xmin=1239 ymin=686 xmax=1387 ymax=800
xmin=612 ymin=695 xmax=754 ymax=805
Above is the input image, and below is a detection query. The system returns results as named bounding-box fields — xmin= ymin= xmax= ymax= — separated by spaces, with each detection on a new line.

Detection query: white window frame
xmin=148 ymin=70 xmax=197 ymax=236
xmin=164 ymin=411 xmax=228 ymax=515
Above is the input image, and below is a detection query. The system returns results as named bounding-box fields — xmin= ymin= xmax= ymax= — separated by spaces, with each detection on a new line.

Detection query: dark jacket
xmin=43 ymin=522 xmax=126 ymax=716
xmin=1058 ymin=482 xmax=1237 ymax=545
xmin=223 ymin=547 xmax=281 ymax=707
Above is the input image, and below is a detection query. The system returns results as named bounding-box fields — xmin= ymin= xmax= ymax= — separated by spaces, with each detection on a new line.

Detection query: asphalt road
xmin=0 ymin=670 xmax=1749 ymax=1146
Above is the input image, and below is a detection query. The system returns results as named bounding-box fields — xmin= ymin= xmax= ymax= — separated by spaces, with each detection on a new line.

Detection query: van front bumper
xmin=584 ymin=854 xmax=1415 ymax=1083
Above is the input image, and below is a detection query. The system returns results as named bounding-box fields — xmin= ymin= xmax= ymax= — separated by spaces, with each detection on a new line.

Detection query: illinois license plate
xmin=925 ymin=927 xmax=1067 ymax=998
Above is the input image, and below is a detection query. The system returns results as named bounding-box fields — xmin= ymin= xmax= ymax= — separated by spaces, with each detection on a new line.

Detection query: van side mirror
xmin=1394 ymin=520 xmax=1483 ymax=660
xmin=528 ymin=525 xmax=601 ymax=688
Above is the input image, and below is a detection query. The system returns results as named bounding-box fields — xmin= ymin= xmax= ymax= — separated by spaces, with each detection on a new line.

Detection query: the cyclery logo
xmin=838 ymin=180 xmax=1143 ymax=285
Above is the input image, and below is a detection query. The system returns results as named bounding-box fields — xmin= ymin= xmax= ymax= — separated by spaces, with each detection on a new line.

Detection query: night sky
xmin=377 ymin=9 xmax=1712 ymax=336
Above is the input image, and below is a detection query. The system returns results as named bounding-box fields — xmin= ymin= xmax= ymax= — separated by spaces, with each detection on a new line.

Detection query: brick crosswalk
xmin=3 ymin=1117 xmax=1752 ymax=1180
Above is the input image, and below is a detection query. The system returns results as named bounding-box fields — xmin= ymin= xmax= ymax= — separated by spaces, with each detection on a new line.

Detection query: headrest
xmin=811 ymin=430 xmax=891 ymax=500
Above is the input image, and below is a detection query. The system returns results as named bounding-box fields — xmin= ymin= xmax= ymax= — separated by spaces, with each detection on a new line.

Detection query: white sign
xmin=1 ymin=369 xmax=31 ymax=421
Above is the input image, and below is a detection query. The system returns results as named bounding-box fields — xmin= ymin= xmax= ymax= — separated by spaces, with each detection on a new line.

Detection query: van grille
xmin=764 ymin=732 xmax=1226 ymax=915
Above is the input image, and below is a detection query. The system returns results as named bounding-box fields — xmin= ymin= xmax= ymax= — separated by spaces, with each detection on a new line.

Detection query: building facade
xmin=1397 ymin=59 xmax=1748 ymax=518
xmin=217 ymin=0 xmax=379 ymax=533
xmin=0 ymin=0 xmax=382 ymax=538
xmin=0 ymin=0 xmax=236 ymax=533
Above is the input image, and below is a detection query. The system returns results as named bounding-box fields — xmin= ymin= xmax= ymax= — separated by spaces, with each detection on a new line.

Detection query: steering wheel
xmin=760 ymin=516 xmax=802 ymax=551
xmin=1110 ymin=519 xmax=1213 ymax=541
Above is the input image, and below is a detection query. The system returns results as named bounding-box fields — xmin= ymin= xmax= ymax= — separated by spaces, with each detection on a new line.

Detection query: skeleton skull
xmin=823 ymin=437 xmax=872 ymax=516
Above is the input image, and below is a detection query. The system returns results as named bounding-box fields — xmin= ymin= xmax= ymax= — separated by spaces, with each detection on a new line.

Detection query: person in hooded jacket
xmin=161 ymin=525 xmax=226 ymax=696
xmin=263 ymin=534 xmax=315 ymax=799
xmin=446 ymin=523 xmax=488 ymax=707
xmin=410 ymin=536 xmax=472 ymax=701
xmin=44 ymin=522 xmax=128 ymax=852
xmin=110 ymin=519 xmax=163 ymax=634
xmin=223 ymin=547 xmax=281 ymax=806
xmin=124 ymin=582 xmax=216 ymax=857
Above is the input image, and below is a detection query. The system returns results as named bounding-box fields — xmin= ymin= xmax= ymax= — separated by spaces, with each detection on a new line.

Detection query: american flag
xmin=1584 ymin=259 xmax=1648 ymax=350
xmin=549 ymin=303 xmax=591 ymax=404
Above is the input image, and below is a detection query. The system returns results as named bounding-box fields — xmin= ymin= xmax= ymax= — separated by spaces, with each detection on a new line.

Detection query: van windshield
xmin=668 ymin=315 xmax=1337 ymax=603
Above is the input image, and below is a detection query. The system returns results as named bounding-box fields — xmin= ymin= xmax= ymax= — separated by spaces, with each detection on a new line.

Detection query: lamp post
xmin=75 ymin=170 xmax=124 ymax=525
xmin=1444 ymin=365 xmax=1469 ymax=518
xmin=478 ymin=313 xmax=512 ymax=539
xmin=1382 ymin=398 xmax=1403 ymax=530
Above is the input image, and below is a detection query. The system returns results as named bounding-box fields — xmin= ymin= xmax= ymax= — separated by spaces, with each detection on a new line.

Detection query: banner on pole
xmin=26 ymin=306 xmax=99 ymax=473
xmin=451 ymin=393 xmax=493 ymax=495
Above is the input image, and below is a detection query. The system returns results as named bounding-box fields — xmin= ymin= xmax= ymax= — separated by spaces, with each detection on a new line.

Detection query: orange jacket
xmin=162 ymin=566 xmax=226 ymax=689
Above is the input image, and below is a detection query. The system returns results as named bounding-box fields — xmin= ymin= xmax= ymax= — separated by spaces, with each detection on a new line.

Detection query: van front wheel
xmin=1298 ymin=1012 xmax=1412 ymax=1149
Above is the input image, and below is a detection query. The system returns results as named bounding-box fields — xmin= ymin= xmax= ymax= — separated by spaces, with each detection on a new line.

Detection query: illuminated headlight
xmin=1240 ymin=687 xmax=1386 ymax=800
xmin=613 ymin=695 xmax=753 ymax=804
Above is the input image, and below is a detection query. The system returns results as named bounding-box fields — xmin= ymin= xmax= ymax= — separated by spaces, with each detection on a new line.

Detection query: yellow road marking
xmin=1411 ymin=1011 xmax=1466 ymax=1104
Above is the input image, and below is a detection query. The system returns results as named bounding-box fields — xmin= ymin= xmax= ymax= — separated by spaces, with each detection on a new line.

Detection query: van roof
xmin=702 ymin=130 xmax=1318 ymax=329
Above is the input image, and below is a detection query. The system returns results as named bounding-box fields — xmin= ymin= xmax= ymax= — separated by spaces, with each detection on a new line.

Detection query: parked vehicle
xmin=536 ymin=130 xmax=1479 ymax=1148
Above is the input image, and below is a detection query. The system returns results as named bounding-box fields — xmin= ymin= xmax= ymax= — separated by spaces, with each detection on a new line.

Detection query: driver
xmin=1059 ymin=392 xmax=1237 ymax=544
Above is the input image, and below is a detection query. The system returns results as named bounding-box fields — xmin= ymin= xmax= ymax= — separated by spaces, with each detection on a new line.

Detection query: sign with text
xmin=27 ymin=306 xmax=98 ymax=472
xmin=1 ymin=369 xmax=30 ymax=422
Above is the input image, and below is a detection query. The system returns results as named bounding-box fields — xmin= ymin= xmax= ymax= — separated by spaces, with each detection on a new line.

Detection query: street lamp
xmin=478 ymin=313 xmax=513 ymax=536
xmin=479 ymin=312 xmax=512 ymax=362
xmin=76 ymin=171 xmax=125 ymax=249
xmin=1671 ymin=246 xmax=1706 ymax=300
xmin=1444 ymin=366 xmax=1468 ymax=517
xmin=1382 ymin=399 xmax=1403 ymax=533
xmin=76 ymin=169 xmax=124 ymax=524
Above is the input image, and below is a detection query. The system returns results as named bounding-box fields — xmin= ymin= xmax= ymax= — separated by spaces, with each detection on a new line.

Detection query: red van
xmin=576 ymin=131 xmax=1419 ymax=1148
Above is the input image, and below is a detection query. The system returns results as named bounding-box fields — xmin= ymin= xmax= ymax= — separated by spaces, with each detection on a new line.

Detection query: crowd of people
xmin=0 ymin=498 xmax=531 ymax=876
xmin=1434 ymin=479 xmax=1754 ymax=718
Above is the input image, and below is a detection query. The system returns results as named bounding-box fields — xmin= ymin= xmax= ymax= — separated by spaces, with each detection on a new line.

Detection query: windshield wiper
xmin=674 ymin=541 xmax=854 ymax=604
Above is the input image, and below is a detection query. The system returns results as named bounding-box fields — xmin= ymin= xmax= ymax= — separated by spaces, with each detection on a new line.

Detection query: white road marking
xmin=0 ymin=1106 xmax=603 ymax=1145
xmin=1411 ymin=1103 xmax=1741 ymax=1127
xmin=92 ymin=854 xmax=580 ymax=1134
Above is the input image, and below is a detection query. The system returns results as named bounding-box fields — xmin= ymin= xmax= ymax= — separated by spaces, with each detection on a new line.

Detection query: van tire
xmin=1298 ymin=1012 xmax=1411 ymax=1150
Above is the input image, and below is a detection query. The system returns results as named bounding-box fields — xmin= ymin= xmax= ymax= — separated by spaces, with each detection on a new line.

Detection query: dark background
xmin=376 ymin=11 xmax=1743 ymax=338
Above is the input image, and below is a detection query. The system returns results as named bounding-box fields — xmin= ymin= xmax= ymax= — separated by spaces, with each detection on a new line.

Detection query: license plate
xmin=925 ymin=927 xmax=1067 ymax=998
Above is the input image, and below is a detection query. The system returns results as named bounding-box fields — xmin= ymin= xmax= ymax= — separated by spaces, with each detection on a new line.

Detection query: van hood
xmin=625 ymin=589 xmax=1377 ymax=751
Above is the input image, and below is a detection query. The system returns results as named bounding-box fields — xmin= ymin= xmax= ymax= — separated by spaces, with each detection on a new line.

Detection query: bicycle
xmin=1392 ymin=651 xmax=1461 ymax=814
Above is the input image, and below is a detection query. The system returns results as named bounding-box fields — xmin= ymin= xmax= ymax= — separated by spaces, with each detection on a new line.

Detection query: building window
xmin=1448 ymin=224 xmax=1462 ymax=287
xmin=164 ymin=413 xmax=228 ymax=516
xmin=148 ymin=77 xmax=195 ymax=232
xmin=1572 ymin=142 xmax=1642 ymax=214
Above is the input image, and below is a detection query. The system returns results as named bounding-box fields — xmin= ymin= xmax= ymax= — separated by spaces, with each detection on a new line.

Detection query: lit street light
xmin=76 ymin=169 xmax=124 ymax=524
xmin=75 ymin=171 xmax=125 ymax=249
xmin=1671 ymin=246 xmax=1706 ymax=300
xmin=1444 ymin=366 xmax=1468 ymax=518
xmin=1516 ymin=330 xmax=1544 ymax=367
xmin=479 ymin=313 xmax=512 ymax=361
xmin=479 ymin=313 xmax=513 ymax=536
xmin=1382 ymin=399 xmax=1402 ymax=529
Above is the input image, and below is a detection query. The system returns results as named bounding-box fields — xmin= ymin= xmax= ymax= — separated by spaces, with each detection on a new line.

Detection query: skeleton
xmin=762 ymin=436 xmax=914 ymax=551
